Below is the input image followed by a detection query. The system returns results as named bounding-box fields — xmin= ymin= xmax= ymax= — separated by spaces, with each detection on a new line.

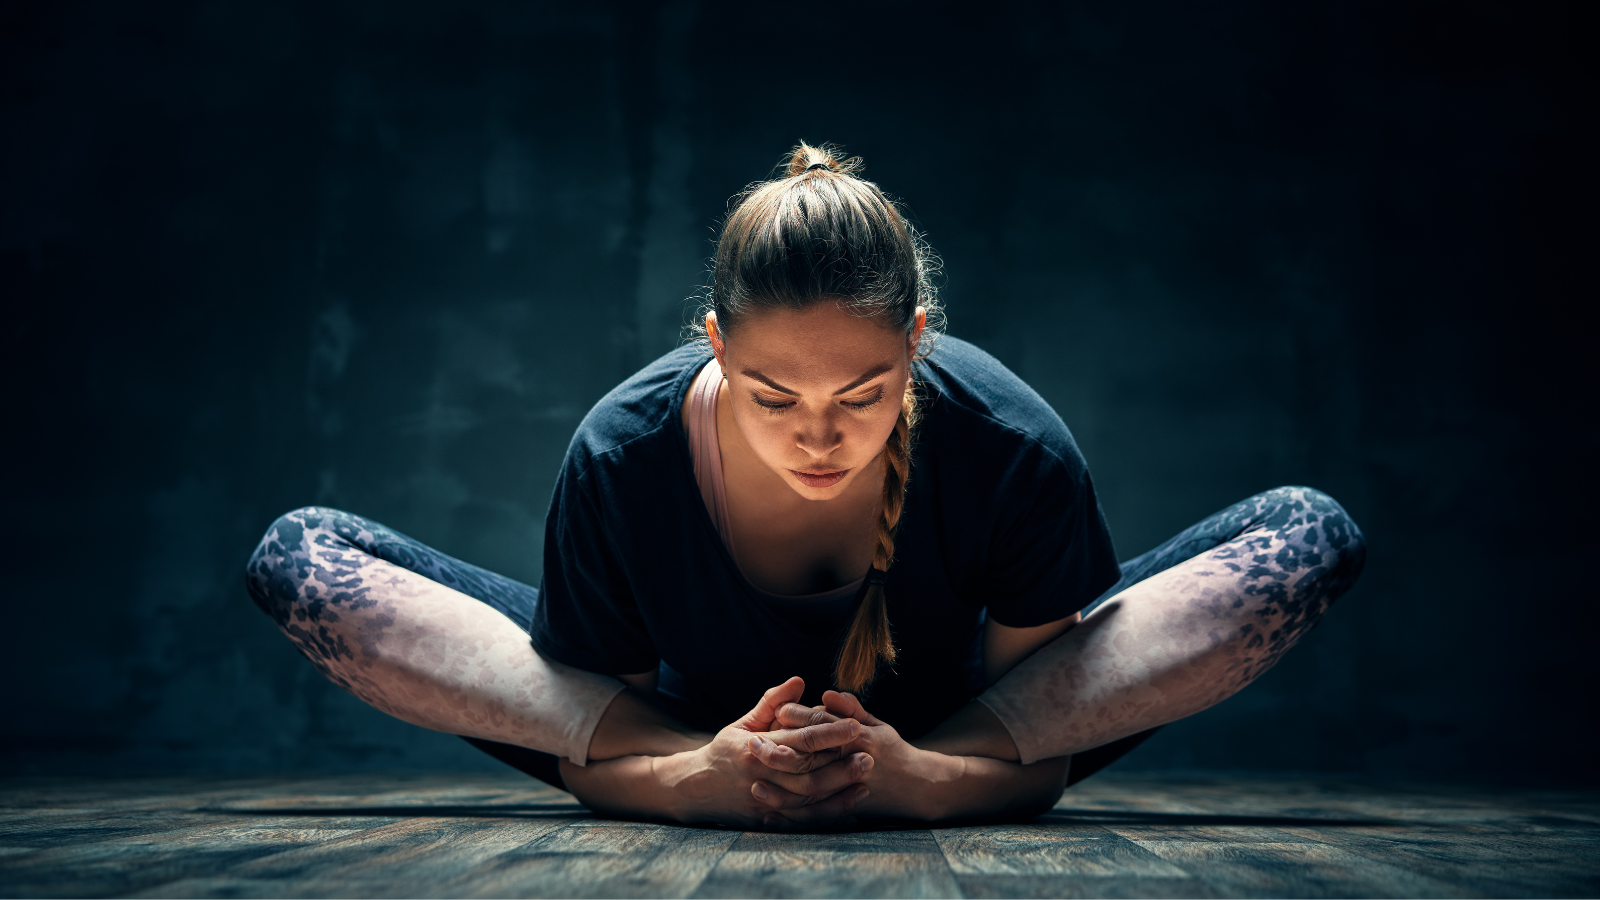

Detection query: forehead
xmin=724 ymin=303 xmax=906 ymax=383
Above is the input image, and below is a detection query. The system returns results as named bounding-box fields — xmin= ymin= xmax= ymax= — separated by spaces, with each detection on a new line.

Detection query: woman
xmin=246 ymin=143 xmax=1366 ymax=829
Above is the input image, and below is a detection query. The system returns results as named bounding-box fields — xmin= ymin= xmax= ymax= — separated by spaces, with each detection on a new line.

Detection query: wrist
xmin=643 ymin=754 xmax=678 ymax=821
xmin=649 ymin=748 xmax=697 ymax=822
xmin=900 ymin=746 xmax=969 ymax=821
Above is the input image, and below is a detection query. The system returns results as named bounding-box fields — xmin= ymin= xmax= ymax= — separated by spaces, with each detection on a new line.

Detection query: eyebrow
xmin=741 ymin=363 xmax=895 ymax=397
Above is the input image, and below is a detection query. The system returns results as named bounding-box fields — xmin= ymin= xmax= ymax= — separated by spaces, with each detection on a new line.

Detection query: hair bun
xmin=785 ymin=141 xmax=858 ymax=177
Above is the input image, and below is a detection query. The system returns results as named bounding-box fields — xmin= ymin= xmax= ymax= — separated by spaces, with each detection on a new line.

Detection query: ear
xmin=707 ymin=312 xmax=727 ymax=371
xmin=908 ymin=307 xmax=927 ymax=359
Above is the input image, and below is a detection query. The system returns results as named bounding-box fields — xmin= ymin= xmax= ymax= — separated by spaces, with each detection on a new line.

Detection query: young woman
xmin=246 ymin=144 xmax=1366 ymax=830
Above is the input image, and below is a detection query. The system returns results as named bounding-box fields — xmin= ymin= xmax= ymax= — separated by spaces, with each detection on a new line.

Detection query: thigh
xmin=1084 ymin=485 xmax=1365 ymax=619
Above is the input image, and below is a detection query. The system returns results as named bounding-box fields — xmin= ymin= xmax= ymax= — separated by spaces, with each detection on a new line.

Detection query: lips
xmin=790 ymin=469 xmax=849 ymax=489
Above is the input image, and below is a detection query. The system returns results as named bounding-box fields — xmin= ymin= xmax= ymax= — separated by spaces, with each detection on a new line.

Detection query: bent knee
xmin=245 ymin=507 xmax=328 ymax=577
xmin=243 ymin=506 xmax=357 ymax=627
xmin=1263 ymin=485 xmax=1367 ymax=587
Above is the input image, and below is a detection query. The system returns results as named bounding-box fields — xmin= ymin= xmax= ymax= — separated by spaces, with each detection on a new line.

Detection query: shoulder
xmin=916 ymin=336 xmax=1085 ymax=471
xmin=564 ymin=343 xmax=710 ymax=476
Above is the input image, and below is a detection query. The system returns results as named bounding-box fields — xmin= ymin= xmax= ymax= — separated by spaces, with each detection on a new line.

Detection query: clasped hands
xmin=564 ymin=675 xmax=958 ymax=829
xmin=680 ymin=675 xmax=937 ymax=829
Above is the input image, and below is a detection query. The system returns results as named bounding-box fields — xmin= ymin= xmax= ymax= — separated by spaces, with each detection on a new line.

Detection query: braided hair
xmin=698 ymin=142 xmax=944 ymax=694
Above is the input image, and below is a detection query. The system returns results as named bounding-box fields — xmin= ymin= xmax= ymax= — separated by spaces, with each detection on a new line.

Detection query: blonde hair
xmin=698 ymin=142 xmax=943 ymax=694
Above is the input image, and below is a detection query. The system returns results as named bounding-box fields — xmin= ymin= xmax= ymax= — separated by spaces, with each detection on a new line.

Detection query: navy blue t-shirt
xmin=530 ymin=336 xmax=1120 ymax=739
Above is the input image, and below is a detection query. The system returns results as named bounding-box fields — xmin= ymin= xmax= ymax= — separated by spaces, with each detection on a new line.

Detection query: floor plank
xmin=935 ymin=824 xmax=1188 ymax=878
xmin=134 ymin=817 xmax=569 ymax=898
xmin=454 ymin=823 xmax=738 ymax=899
xmin=1134 ymin=839 xmax=1476 ymax=898
xmin=1 ymin=773 xmax=1595 ymax=899
xmin=693 ymin=850 xmax=960 ymax=898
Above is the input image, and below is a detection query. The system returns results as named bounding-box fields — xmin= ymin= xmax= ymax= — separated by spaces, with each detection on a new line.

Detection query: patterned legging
xmin=1046 ymin=485 xmax=1366 ymax=781
xmin=245 ymin=486 xmax=1364 ymax=789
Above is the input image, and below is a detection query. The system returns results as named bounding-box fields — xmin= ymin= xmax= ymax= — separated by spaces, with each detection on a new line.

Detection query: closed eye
xmin=752 ymin=394 xmax=793 ymax=411
xmin=843 ymin=388 xmax=885 ymax=410
xmin=750 ymin=387 xmax=885 ymax=413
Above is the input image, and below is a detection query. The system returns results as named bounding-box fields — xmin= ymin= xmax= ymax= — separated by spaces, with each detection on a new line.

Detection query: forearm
xmin=583 ymin=688 xmax=713 ymax=762
xmin=559 ymin=753 xmax=682 ymax=821
xmin=938 ymin=755 xmax=1070 ymax=821
xmin=567 ymin=690 xmax=713 ymax=823
xmin=914 ymin=699 xmax=1022 ymax=761
xmin=850 ymin=704 xmax=1063 ymax=821
xmin=855 ymin=747 xmax=1069 ymax=822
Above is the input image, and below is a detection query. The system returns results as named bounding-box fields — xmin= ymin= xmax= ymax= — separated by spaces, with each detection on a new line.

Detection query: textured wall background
xmin=3 ymin=0 xmax=1589 ymax=781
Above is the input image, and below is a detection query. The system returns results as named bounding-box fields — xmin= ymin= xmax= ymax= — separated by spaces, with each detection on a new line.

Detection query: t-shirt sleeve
xmin=980 ymin=441 xmax=1121 ymax=628
xmin=530 ymin=462 xmax=661 ymax=676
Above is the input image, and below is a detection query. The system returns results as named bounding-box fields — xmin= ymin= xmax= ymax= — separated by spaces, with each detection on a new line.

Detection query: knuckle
xmin=774 ymin=756 xmax=809 ymax=775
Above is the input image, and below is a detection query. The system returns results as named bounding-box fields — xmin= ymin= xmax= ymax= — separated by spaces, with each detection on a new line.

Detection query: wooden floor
xmin=1 ymin=773 xmax=1595 ymax=898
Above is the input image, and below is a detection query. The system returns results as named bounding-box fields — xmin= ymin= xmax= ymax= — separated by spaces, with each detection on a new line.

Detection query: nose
xmin=794 ymin=411 xmax=843 ymax=460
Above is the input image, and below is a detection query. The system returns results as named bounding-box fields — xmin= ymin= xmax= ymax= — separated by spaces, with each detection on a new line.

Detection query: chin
xmin=788 ymin=482 xmax=847 ymax=501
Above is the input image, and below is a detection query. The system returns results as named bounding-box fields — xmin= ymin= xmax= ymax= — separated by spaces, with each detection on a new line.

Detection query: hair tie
xmin=864 ymin=568 xmax=887 ymax=588
xmin=805 ymin=161 xmax=831 ymax=173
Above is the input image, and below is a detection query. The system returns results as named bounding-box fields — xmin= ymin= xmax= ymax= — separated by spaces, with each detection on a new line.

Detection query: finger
xmin=734 ymin=677 xmax=806 ymax=731
xmin=765 ymin=718 xmax=861 ymax=754
xmin=750 ymin=774 xmax=854 ymax=811
xmin=766 ymin=752 xmax=873 ymax=799
xmin=822 ymin=690 xmax=882 ymax=726
xmin=764 ymin=785 xmax=870 ymax=829
xmin=747 ymin=734 xmax=841 ymax=774
xmin=775 ymin=702 xmax=841 ymax=729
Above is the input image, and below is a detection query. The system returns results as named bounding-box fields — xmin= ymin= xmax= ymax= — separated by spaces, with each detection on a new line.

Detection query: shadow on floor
xmin=196 ymin=804 xmax=590 ymax=818
xmin=1039 ymin=810 xmax=1396 ymax=827
xmin=196 ymin=803 xmax=1396 ymax=829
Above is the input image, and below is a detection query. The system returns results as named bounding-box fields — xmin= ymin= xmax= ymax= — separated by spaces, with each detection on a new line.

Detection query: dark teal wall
xmin=3 ymin=0 xmax=1589 ymax=780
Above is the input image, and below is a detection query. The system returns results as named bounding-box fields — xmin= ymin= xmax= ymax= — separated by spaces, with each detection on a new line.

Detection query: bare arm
xmin=982 ymin=612 xmax=1081 ymax=686
xmin=579 ymin=669 xmax=713 ymax=762
xmin=915 ymin=611 xmax=1081 ymax=761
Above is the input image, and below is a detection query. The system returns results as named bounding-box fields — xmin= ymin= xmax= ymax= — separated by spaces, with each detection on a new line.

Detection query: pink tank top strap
xmin=686 ymin=359 xmax=865 ymax=605
xmin=687 ymin=359 xmax=736 ymax=557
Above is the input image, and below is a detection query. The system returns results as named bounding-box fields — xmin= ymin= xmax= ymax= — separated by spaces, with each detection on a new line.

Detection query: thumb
xmin=821 ymin=690 xmax=882 ymax=726
xmin=736 ymin=677 xmax=806 ymax=732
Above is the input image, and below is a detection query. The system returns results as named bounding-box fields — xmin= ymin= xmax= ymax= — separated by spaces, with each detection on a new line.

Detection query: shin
xmin=244 ymin=507 xmax=622 ymax=764
xmin=981 ymin=487 xmax=1366 ymax=764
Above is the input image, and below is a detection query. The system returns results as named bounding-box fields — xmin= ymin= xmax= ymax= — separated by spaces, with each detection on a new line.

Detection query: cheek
xmin=838 ymin=415 xmax=895 ymax=462
xmin=856 ymin=408 xmax=901 ymax=455
xmin=737 ymin=414 xmax=787 ymax=458
xmin=728 ymin=408 xmax=788 ymax=458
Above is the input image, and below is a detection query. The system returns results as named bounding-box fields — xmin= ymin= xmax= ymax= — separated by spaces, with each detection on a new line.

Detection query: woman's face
xmin=710 ymin=302 xmax=924 ymax=501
